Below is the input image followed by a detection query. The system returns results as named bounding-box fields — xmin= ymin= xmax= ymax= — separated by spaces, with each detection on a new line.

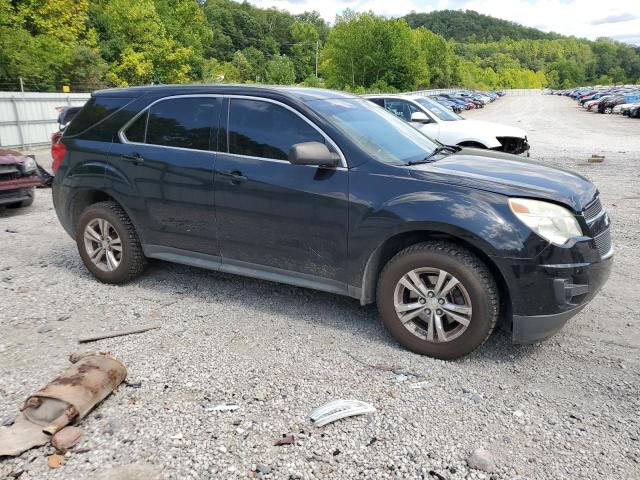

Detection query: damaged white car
xmin=366 ymin=94 xmax=530 ymax=155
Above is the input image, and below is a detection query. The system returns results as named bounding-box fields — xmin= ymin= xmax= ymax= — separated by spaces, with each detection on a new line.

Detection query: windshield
xmin=309 ymin=98 xmax=439 ymax=165
xmin=414 ymin=97 xmax=462 ymax=122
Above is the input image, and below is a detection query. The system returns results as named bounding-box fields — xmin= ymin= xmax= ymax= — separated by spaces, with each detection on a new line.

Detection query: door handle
xmin=122 ymin=153 xmax=144 ymax=164
xmin=222 ymin=170 xmax=247 ymax=184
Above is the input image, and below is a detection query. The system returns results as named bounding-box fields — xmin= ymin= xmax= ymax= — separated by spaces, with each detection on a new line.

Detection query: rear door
xmin=213 ymin=96 xmax=349 ymax=288
xmin=109 ymin=95 xmax=221 ymax=255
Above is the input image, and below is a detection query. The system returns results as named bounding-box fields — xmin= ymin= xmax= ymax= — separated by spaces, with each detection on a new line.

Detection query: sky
xmin=245 ymin=0 xmax=640 ymax=45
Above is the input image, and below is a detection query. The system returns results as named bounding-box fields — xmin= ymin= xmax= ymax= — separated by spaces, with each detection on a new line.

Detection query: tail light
xmin=51 ymin=138 xmax=67 ymax=173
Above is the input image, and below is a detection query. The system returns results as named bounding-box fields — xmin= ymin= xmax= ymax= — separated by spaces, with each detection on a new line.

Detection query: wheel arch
xmin=67 ymin=189 xmax=137 ymax=239
xmin=360 ymin=230 xmax=511 ymax=321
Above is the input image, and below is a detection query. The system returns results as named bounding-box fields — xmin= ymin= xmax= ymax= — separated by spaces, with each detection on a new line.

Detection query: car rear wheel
xmin=376 ymin=241 xmax=499 ymax=360
xmin=76 ymin=201 xmax=147 ymax=284
xmin=604 ymin=107 xmax=613 ymax=114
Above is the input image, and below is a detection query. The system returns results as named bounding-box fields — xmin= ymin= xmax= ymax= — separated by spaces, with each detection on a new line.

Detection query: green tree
xmin=265 ymin=54 xmax=295 ymax=84
xmin=290 ymin=21 xmax=319 ymax=81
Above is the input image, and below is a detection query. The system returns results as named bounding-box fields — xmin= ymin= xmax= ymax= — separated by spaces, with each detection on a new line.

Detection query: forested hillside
xmin=403 ymin=9 xmax=561 ymax=43
xmin=0 ymin=0 xmax=638 ymax=93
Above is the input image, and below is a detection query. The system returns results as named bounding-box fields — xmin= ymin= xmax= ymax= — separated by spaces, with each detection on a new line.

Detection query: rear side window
xmin=124 ymin=112 xmax=147 ymax=143
xmin=145 ymin=97 xmax=217 ymax=150
xmin=65 ymin=97 xmax=132 ymax=136
xmin=228 ymin=99 xmax=324 ymax=160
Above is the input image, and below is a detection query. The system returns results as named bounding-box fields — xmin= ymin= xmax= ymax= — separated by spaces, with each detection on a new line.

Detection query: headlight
xmin=509 ymin=198 xmax=582 ymax=246
xmin=22 ymin=157 xmax=37 ymax=174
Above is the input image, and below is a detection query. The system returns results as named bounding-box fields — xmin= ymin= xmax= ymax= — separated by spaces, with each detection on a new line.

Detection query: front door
xmin=109 ymin=96 xmax=221 ymax=255
xmin=214 ymin=97 xmax=349 ymax=286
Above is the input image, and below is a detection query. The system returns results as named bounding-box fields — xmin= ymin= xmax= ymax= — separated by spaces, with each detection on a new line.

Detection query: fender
xmin=347 ymin=173 xmax=550 ymax=303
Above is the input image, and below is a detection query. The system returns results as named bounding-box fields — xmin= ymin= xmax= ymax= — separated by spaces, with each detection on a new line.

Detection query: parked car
xmin=0 ymin=149 xmax=43 ymax=208
xmin=365 ymin=94 xmax=530 ymax=155
xmin=51 ymin=106 xmax=83 ymax=147
xmin=52 ymin=85 xmax=612 ymax=359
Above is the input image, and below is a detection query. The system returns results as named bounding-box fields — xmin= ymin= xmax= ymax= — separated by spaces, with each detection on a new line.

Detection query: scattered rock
xmin=37 ymin=324 xmax=52 ymax=333
xmin=513 ymin=410 xmax=524 ymax=418
xmin=86 ymin=464 xmax=164 ymax=480
xmin=256 ymin=463 xmax=272 ymax=475
xmin=51 ymin=426 xmax=83 ymax=451
xmin=471 ymin=393 xmax=483 ymax=403
xmin=467 ymin=448 xmax=495 ymax=473
xmin=47 ymin=454 xmax=64 ymax=469
xmin=56 ymin=315 xmax=71 ymax=322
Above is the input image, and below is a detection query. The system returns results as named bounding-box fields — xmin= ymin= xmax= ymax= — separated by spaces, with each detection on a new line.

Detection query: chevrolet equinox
xmin=51 ymin=85 xmax=612 ymax=359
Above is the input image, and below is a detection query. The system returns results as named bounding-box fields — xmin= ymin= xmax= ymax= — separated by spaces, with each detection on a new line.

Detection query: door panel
xmin=214 ymin=98 xmax=349 ymax=282
xmin=107 ymin=96 xmax=220 ymax=255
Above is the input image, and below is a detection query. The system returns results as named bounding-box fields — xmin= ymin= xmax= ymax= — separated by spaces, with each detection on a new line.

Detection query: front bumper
xmin=493 ymin=242 xmax=613 ymax=344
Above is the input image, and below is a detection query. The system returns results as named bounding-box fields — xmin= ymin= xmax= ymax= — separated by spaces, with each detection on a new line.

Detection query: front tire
xmin=75 ymin=201 xmax=147 ymax=284
xmin=376 ymin=241 xmax=499 ymax=360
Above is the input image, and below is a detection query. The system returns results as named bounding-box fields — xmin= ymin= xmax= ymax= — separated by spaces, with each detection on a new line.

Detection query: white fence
xmin=0 ymin=92 xmax=90 ymax=149
xmin=406 ymin=88 xmax=543 ymax=96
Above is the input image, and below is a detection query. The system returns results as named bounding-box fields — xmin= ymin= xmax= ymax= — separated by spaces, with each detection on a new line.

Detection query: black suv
xmin=52 ymin=85 xmax=612 ymax=359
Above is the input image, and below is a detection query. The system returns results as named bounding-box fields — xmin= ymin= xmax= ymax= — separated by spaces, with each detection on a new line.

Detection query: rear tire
xmin=376 ymin=241 xmax=499 ymax=360
xmin=75 ymin=201 xmax=147 ymax=284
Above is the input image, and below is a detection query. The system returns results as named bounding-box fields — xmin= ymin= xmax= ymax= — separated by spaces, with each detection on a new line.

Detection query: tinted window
xmin=65 ymin=97 xmax=132 ymax=136
xmin=146 ymin=97 xmax=217 ymax=150
xmin=228 ymin=99 xmax=324 ymax=160
xmin=124 ymin=111 xmax=147 ymax=143
xmin=368 ymin=98 xmax=385 ymax=107
xmin=414 ymin=97 xmax=462 ymax=121
xmin=384 ymin=99 xmax=422 ymax=122
xmin=309 ymin=98 xmax=439 ymax=165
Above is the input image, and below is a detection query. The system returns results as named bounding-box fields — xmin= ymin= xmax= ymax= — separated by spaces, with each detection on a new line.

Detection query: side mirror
xmin=410 ymin=111 xmax=430 ymax=123
xmin=288 ymin=142 xmax=340 ymax=167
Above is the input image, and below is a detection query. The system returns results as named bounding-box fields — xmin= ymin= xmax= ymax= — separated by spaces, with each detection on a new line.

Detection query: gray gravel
xmin=1 ymin=93 xmax=639 ymax=479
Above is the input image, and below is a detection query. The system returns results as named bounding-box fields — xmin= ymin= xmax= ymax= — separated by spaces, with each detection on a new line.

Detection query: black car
xmin=51 ymin=85 xmax=613 ymax=359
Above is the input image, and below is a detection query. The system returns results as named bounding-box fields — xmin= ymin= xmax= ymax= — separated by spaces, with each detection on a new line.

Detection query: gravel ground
xmin=1 ymin=93 xmax=639 ymax=480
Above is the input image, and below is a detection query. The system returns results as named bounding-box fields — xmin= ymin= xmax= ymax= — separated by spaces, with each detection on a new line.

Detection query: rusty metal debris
xmin=273 ymin=434 xmax=295 ymax=446
xmin=0 ymin=353 xmax=126 ymax=457
xmin=310 ymin=400 xmax=376 ymax=427
xmin=78 ymin=325 xmax=160 ymax=343
xmin=51 ymin=426 xmax=83 ymax=451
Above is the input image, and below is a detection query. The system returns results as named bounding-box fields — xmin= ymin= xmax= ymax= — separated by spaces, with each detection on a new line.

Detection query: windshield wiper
xmin=406 ymin=145 xmax=460 ymax=165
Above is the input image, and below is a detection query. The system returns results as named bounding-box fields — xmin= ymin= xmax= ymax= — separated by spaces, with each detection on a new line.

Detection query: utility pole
xmin=315 ymin=40 xmax=319 ymax=78
xmin=19 ymin=77 xmax=24 ymax=93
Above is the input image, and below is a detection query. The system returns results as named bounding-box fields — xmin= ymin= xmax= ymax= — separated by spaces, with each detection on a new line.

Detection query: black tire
xmin=75 ymin=201 xmax=147 ymax=284
xmin=376 ymin=241 xmax=499 ymax=360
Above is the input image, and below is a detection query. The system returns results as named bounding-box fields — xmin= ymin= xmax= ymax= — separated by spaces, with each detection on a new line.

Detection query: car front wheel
xmin=76 ymin=201 xmax=147 ymax=284
xmin=376 ymin=241 xmax=499 ymax=360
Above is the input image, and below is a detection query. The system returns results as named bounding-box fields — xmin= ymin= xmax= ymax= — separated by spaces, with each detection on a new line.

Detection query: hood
xmin=0 ymin=148 xmax=28 ymax=166
xmin=408 ymin=149 xmax=597 ymax=212
xmin=442 ymin=119 xmax=527 ymax=140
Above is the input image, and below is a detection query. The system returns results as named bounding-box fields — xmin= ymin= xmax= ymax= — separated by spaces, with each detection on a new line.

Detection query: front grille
xmin=583 ymin=197 xmax=603 ymax=222
xmin=594 ymin=229 xmax=612 ymax=257
xmin=0 ymin=165 xmax=21 ymax=181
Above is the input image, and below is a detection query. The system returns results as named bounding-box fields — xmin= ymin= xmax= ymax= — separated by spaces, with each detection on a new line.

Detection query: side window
xmin=124 ymin=111 xmax=147 ymax=143
xmin=384 ymin=99 xmax=421 ymax=122
xmin=144 ymin=97 xmax=217 ymax=150
xmin=228 ymin=99 xmax=324 ymax=160
xmin=368 ymin=98 xmax=385 ymax=107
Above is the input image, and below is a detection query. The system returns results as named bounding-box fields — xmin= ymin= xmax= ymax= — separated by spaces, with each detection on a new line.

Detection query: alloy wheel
xmin=83 ymin=218 xmax=122 ymax=272
xmin=393 ymin=267 xmax=472 ymax=343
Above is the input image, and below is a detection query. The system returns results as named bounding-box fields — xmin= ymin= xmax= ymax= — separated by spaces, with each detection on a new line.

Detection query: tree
xmin=290 ymin=21 xmax=319 ymax=82
xmin=265 ymin=54 xmax=295 ymax=84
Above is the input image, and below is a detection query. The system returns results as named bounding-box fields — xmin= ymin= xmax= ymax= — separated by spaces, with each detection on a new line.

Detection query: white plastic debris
xmin=310 ymin=399 xmax=376 ymax=427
